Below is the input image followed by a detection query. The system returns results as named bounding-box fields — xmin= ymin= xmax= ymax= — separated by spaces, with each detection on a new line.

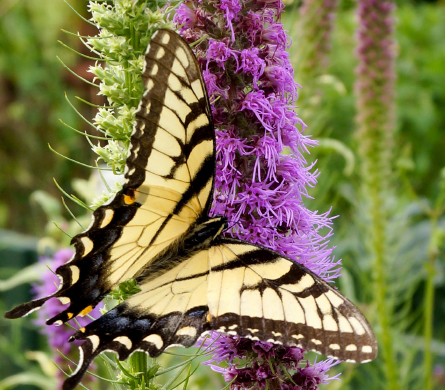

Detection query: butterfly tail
xmin=63 ymin=341 xmax=100 ymax=390
xmin=4 ymin=296 xmax=51 ymax=319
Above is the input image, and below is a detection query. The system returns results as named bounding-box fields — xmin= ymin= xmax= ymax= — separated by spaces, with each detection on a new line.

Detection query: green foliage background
xmin=0 ymin=0 xmax=444 ymax=389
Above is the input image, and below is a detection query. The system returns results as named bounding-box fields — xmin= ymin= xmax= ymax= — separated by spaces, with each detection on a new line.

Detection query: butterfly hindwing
xmin=4 ymin=29 xmax=215 ymax=325
xmin=67 ymin=238 xmax=376 ymax=387
xmin=207 ymin=240 xmax=377 ymax=363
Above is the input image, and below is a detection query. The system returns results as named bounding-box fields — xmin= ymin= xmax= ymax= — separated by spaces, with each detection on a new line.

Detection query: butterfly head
xmin=183 ymin=216 xmax=228 ymax=252
xmin=200 ymin=216 xmax=228 ymax=240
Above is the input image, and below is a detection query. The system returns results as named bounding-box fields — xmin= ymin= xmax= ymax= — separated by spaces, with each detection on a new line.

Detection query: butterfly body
xmin=5 ymin=29 xmax=377 ymax=390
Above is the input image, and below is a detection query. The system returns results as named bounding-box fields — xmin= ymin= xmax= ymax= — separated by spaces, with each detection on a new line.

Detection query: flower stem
xmin=129 ymin=351 xmax=149 ymax=386
xmin=369 ymin=185 xmax=399 ymax=390
xmin=424 ymin=214 xmax=439 ymax=390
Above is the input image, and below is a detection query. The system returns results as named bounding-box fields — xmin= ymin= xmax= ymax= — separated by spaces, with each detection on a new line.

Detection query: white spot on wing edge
xmin=80 ymin=236 xmax=94 ymax=256
xmin=70 ymin=265 xmax=80 ymax=284
xmin=143 ymin=334 xmax=164 ymax=349
xmin=150 ymin=63 xmax=159 ymax=76
xmin=361 ymin=345 xmax=373 ymax=353
xmin=155 ymin=47 xmax=165 ymax=59
xmin=175 ymin=47 xmax=189 ymax=69
xmin=160 ymin=32 xmax=170 ymax=44
xmin=114 ymin=336 xmax=132 ymax=349
xmin=266 ymin=339 xmax=282 ymax=345
xmin=100 ymin=209 xmax=114 ymax=228
xmin=245 ymin=335 xmax=260 ymax=341
xmin=176 ymin=326 xmax=197 ymax=338
xmin=88 ymin=335 xmax=100 ymax=353
xmin=58 ymin=297 xmax=70 ymax=305
xmin=146 ymin=79 xmax=154 ymax=92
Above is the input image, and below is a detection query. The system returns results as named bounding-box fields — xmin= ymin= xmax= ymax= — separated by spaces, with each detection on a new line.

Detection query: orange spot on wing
xmin=79 ymin=305 xmax=93 ymax=317
xmin=124 ymin=194 xmax=135 ymax=204
xmin=123 ymin=189 xmax=136 ymax=205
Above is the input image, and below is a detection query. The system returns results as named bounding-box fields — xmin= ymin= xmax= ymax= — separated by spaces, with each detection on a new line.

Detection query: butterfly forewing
xmin=4 ymin=29 xmax=215 ymax=325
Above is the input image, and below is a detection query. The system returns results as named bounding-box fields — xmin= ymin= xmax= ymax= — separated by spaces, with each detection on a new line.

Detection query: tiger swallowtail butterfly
xmin=5 ymin=29 xmax=377 ymax=390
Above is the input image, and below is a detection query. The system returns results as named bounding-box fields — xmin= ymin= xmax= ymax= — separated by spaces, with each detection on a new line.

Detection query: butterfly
xmin=5 ymin=29 xmax=377 ymax=390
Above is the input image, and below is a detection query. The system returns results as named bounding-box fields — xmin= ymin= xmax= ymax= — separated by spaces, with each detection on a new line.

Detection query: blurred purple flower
xmin=355 ymin=0 xmax=396 ymax=173
xmin=298 ymin=0 xmax=339 ymax=72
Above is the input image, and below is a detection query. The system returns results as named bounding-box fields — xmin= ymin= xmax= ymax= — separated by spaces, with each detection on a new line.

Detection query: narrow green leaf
xmin=57 ymin=56 xmax=99 ymax=88
xmin=53 ymin=221 xmax=73 ymax=239
xmin=49 ymin=144 xmax=110 ymax=173
xmin=62 ymin=0 xmax=96 ymax=26
xmin=64 ymin=93 xmax=103 ymax=132
xmin=57 ymin=40 xmax=105 ymax=61
xmin=61 ymin=197 xmax=85 ymax=230
xmin=52 ymin=178 xmax=93 ymax=211
xmin=58 ymin=119 xmax=110 ymax=140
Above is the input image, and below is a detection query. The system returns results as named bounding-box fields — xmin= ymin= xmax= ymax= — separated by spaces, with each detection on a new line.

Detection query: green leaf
xmin=0 ymin=263 xmax=45 ymax=291
xmin=0 ymin=373 xmax=56 ymax=390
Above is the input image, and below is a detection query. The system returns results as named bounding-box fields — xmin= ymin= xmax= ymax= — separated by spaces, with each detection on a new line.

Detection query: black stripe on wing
xmin=208 ymin=238 xmax=378 ymax=364
xmin=129 ymin=29 xmax=215 ymax=214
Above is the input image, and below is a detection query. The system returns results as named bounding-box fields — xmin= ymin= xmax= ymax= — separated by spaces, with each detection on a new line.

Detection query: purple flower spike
xmin=355 ymin=0 xmax=396 ymax=171
xmin=176 ymin=0 xmax=340 ymax=387
xmin=201 ymin=333 xmax=340 ymax=389
xmin=298 ymin=0 xmax=340 ymax=73
xmin=207 ymin=39 xmax=238 ymax=70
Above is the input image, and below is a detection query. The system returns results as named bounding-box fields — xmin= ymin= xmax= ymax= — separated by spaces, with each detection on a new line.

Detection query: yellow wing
xmin=4 ymin=29 xmax=215 ymax=324
xmin=64 ymin=239 xmax=377 ymax=390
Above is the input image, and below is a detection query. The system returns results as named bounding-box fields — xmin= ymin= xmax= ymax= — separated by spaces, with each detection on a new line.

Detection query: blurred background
xmin=0 ymin=0 xmax=444 ymax=389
